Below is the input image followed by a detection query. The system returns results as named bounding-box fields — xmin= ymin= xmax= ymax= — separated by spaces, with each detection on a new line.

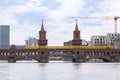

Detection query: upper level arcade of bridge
xmin=24 ymin=46 xmax=115 ymax=50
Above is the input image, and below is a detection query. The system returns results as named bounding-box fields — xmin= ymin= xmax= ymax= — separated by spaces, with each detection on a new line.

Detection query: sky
xmin=0 ymin=0 xmax=120 ymax=46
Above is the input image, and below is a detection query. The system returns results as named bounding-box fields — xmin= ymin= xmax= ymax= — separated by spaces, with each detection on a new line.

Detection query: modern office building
xmin=91 ymin=36 xmax=107 ymax=46
xmin=106 ymin=33 xmax=120 ymax=46
xmin=25 ymin=37 xmax=38 ymax=46
xmin=91 ymin=33 xmax=120 ymax=46
xmin=0 ymin=25 xmax=10 ymax=49
xmin=114 ymin=36 xmax=120 ymax=49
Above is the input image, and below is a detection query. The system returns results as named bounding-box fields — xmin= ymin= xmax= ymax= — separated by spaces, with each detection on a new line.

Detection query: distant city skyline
xmin=0 ymin=0 xmax=120 ymax=46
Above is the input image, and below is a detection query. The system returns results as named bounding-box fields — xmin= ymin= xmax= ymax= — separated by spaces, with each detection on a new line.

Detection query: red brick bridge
xmin=0 ymin=45 xmax=120 ymax=62
xmin=0 ymin=20 xmax=120 ymax=63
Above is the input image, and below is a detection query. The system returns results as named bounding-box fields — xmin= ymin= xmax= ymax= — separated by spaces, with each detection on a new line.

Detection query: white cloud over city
xmin=0 ymin=0 xmax=120 ymax=46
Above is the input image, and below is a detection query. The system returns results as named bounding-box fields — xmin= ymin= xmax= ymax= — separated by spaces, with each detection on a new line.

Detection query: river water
xmin=0 ymin=60 xmax=120 ymax=80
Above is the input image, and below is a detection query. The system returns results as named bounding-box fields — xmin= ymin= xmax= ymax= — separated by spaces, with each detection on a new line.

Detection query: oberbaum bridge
xmin=0 ymin=20 xmax=120 ymax=63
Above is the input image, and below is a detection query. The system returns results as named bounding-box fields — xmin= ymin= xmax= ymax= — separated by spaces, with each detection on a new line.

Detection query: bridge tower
xmin=37 ymin=20 xmax=48 ymax=63
xmin=38 ymin=20 xmax=48 ymax=46
xmin=71 ymin=20 xmax=83 ymax=62
xmin=72 ymin=19 xmax=82 ymax=45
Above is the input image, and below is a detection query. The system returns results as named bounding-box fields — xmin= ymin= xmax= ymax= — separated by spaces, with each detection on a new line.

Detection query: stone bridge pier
xmin=72 ymin=50 xmax=86 ymax=63
xmin=7 ymin=45 xmax=16 ymax=62
xmin=37 ymin=51 xmax=49 ymax=63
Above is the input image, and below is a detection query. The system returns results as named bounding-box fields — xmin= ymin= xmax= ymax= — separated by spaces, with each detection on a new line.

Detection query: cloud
xmin=0 ymin=0 xmax=120 ymax=46
xmin=0 ymin=0 xmax=47 ymax=45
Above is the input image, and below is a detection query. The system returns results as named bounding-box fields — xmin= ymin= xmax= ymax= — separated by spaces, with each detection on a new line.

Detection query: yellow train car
xmin=24 ymin=46 xmax=115 ymax=50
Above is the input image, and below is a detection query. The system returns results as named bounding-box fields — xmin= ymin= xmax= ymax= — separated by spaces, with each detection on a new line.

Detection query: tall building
xmin=0 ymin=25 xmax=10 ymax=49
xmin=25 ymin=37 xmax=38 ymax=46
xmin=38 ymin=20 xmax=48 ymax=46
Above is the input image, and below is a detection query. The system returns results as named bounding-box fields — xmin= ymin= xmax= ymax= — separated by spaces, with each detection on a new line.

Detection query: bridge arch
xmin=16 ymin=57 xmax=40 ymax=62
xmin=98 ymin=57 xmax=111 ymax=62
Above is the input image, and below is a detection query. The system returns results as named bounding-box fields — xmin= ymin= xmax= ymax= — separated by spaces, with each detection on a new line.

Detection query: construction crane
xmin=114 ymin=16 xmax=120 ymax=34
xmin=71 ymin=16 xmax=120 ymax=34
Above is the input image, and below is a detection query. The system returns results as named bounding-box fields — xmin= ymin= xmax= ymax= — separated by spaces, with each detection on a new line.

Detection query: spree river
xmin=0 ymin=60 xmax=120 ymax=80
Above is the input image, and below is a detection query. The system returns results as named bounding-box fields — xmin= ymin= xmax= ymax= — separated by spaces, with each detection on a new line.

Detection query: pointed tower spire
xmin=75 ymin=19 xmax=79 ymax=31
xmin=41 ymin=19 xmax=45 ymax=31
xmin=72 ymin=19 xmax=82 ymax=45
xmin=38 ymin=19 xmax=48 ymax=46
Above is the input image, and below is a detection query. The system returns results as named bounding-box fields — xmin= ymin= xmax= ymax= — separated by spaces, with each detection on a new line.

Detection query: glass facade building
xmin=0 ymin=25 xmax=10 ymax=49
xmin=25 ymin=37 xmax=38 ymax=46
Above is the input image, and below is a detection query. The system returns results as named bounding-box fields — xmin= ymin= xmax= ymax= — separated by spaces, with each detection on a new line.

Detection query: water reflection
xmin=0 ymin=62 xmax=120 ymax=80
xmin=39 ymin=63 xmax=47 ymax=67
xmin=73 ymin=63 xmax=81 ymax=69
